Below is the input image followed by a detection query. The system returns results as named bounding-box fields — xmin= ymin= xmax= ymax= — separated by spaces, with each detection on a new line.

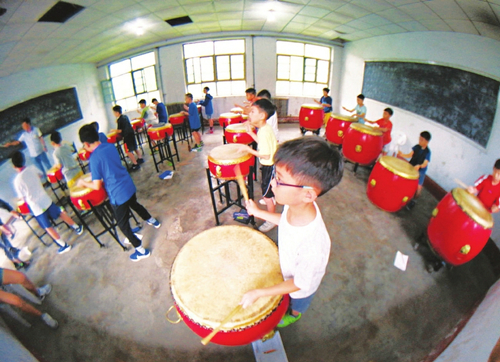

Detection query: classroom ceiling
xmin=0 ymin=0 xmax=499 ymax=77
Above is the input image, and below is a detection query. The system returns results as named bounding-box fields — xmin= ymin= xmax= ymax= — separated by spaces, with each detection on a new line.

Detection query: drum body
xmin=169 ymin=113 xmax=185 ymax=126
xmin=225 ymin=124 xmax=254 ymax=144
xmin=78 ymin=148 xmax=91 ymax=161
xmin=208 ymin=144 xmax=255 ymax=180
xmin=325 ymin=114 xmax=357 ymax=145
xmin=47 ymin=166 xmax=63 ymax=184
xmin=17 ymin=200 xmax=30 ymax=215
xmin=427 ymin=188 xmax=493 ymax=266
xmin=299 ymin=104 xmax=324 ymax=131
xmin=367 ymin=156 xmax=419 ymax=212
xmin=107 ymin=131 xmax=121 ymax=144
xmin=170 ymin=226 xmax=289 ymax=346
xmin=219 ymin=113 xmax=243 ymax=128
xmin=147 ymin=123 xmax=173 ymax=141
xmin=131 ymin=118 xmax=145 ymax=131
xmin=197 ymin=104 xmax=202 ymax=115
xmin=343 ymin=123 xmax=383 ymax=165
xmin=70 ymin=175 xmax=107 ymax=211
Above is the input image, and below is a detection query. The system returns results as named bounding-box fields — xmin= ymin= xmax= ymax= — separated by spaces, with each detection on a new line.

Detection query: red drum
xmin=326 ymin=114 xmax=357 ymax=145
xmin=131 ymin=118 xmax=145 ymax=131
xmin=225 ymin=123 xmax=255 ymax=144
xmin=17 ymin=200 xmax=30 ymax=215
xmin=147 ymin=123 xmax=173 ymax=141
xmin=197 ymin=104 xmax=202 ymax=115
xmin=69 ymin=174 xmax=107 ymax=211
xmin=208 ymin=144 xmax=254 ymax=180
xmin=427 ymin=188 xmax=493 ymax=266
xmin=169 ymin=113 xmax=185 ymax=126
xmin=242 ymin=114 xmax=249 ymax=122
xmin=169 ymin=226 xmax=289 ymax=346
xmin=78 ymin=148 xmax=91 ymax=161
xmin=47 ymin=166 xmax=63 ymax=184
xmin=342 ymin=123 xmax=383 ymax=165
xmin=299 ymin=104 xmax=324 ymax=131
xmin=231 ymin=107 xmax=243 ymax=114
xmin=219 ymin=113 xmax=243 ymax=128
xmin=107 ymin=131 xmax=121 ymax=144
xmin=367 ymin=156 xmax=419 ymax=212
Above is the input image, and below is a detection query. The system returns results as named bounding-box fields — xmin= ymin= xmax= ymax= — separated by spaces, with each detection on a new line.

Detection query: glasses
xmin=272 ymin=169 xmax=313 ymax=190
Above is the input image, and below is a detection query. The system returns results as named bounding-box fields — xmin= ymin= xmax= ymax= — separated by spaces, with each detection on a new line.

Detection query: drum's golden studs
xmin=402 ymin=196 xmax=408 ymax=203
xmin=261 ymin=330 xmax=276 ymax=342
xmin=460 ymin=245 xmax=471 ymax=255
xmin=432 ymin=208 xmax=438 ymax=217
xmin=216 ymin=166 xmax=222 ymax=178
xmin=338 ymin=130 xmax=344 ymax=138
xmin=305 ymin=117 xmax=309 ymax=121
xmin=233 ymin=135 xmax=237 ymax=143
xmin=166 ymin=305 xmax=182 ymax=324
xmin=370 ymin=179 xmax=376 ymax=187
xmin=78 ymin=199 xmax=86 ymax=210
xmin=355 ymin=145 xmax=362 ymax=153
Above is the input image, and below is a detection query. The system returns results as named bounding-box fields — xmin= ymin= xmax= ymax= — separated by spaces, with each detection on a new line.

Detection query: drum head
xmin=452 ymin=188 xmax=494 ymax=229
xmin=170 ymin=226 xmax=283 ymax=330
xmin=331 ymin=113 xmax=356 ymax=122
xmin=150 ymin=122 xmax=167 ymax=130
xmin=301 ymin=103 xmax=323 ymax=110
xmin=70 ymin=174 xmax=93 ymax=196
xmin=220 ymin=112 xmax=240 ymax=119
xmin=349 ymin=123 xmax=383 ymax=136
xmin=379 ymin=156 xmax=419 ymax=180
xmin=225 ymin=123 xmax=253 ymax=133
xmin=208 ymin=144 xmax=251 ymax=163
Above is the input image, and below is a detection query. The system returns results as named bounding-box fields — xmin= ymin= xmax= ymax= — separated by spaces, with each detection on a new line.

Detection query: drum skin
xmin=219 ymin=113 xmax=243 ymax=128
xmin=231 ymin=107 xmax=243 ymax=114
xmin=78 ymin=148 xmax=91 ymax=161
xmin=169 ymin=113 xmax=185 ymax=126
xmin=427 ymin=189 xmax=493 ymax=266
xmin=131 ymin=118 xmax=145 ymax=131
xmin=47 ymin=166 xmax=64 ymax=184
xmin=299 ymin=104 xmax=324 ymax=131
xmin=147 ymin=123 xmax=173 ymax=141
xmin=224 ymin=124 xmax=254 ymax=145
xmin=367 ymin=156 xmax=419 ymax=212
xmin=70 ymin=175 xmax=107 ymax=211
xmin=208 ymin=144 xmax=255 ymax=180
xmin=17 ymin=201 xmax=30 ymax=215
xmin=342 ymin=124 xmax=383 ymax=165
xmin=325 ymin=114 xmax=357 ymax=145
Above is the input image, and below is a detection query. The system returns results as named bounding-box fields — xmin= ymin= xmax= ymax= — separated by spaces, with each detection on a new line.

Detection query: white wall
xmin=0 ymin=63 xmax=106 ymax=205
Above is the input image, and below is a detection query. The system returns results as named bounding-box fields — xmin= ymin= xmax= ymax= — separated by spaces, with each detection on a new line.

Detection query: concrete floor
xmin=2 ymin=123 xmax=497 ymax=362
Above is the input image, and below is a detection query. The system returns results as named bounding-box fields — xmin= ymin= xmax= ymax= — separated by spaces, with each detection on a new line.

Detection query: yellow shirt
xmin=257 ymin=124 xmax=277 ymax=166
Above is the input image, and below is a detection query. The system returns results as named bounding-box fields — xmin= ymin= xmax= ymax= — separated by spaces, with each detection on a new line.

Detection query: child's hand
xmin=397 ymin=150 xmax=403 ymax=157
xmin=492 ymin=205 xmax=499 ymax=213
xmin=238 ymin=145 xmax=251 ymax=154
xmin=245 ymin=122 xmax=253 ymax=133
xmin=414 ymin=165 xmax=420 ymax=170
xmin=240 ymin=289 xmax=261 ymax=309
xmin=245 ymin=199 xmax=258 ymax=216
xmin=467 ymin=186 xmax=477 ymax=194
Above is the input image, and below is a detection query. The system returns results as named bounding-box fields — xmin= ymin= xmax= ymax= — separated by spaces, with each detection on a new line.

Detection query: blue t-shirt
xmin=156 ymin=102 xmax=168 ymax=123
xmin=355 ymin=104 xmax=367 ymax=124
xmin=90 ymin=143 xmax=136 ymax=206
xmin=98 ymin=132 xmax=108 ymax=144
xmin=320 ymin=96 xmax=332 ymax=113
xmin=410 ymin=145 xmax=431 ymax=175
xmin=188 ymin=102 xmax=201 ymax=129
xmin=198 ymin=94 xmax=213 ymax=115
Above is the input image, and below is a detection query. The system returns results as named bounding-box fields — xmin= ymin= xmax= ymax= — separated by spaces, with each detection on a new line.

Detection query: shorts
xmin=35 ymin=203 xmax=61 ymax=229
xmin=418 ymin=169 xmax=427 ymax=185
xmin=261 ymin=165 xmax=274 ymax=198
xmin=382 ymin=143 xmax=390 ymax=153
xmin=191 ymin=127 xmax=201 ymax=132
xmin=206 ymin=114 xmax=213 ymax=119
xmin=290 ymin=292 xmax=316 ymax=314
xmin=124 ymin=134 xmax=138 ymax=152
xmin=323 ymin=112 xmax=331 ymax=125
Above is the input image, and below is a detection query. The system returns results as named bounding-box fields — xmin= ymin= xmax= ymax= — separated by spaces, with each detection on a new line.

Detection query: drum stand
xmin=206 ymin=166 xmax=255 ymax=226
xmin=413 ymin=232 xmax=450 ymax=273
xmin=173 ymin=118 xmax=193 ymax=145
xmin=114 ymin=140 xmax=131 ymax=172
xmin=48 ymin=179 xmax=68 ymax=207
xmin=147 ymin=134 xmax=179 ymax=173
xmin=300 ymin=127 xmax=320 ymax=136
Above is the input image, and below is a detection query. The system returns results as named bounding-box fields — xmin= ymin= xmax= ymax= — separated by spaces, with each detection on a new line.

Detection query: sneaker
xmin=146 ymin=218 xmax=161 ymax=229
xmin=209 ymin=128 xmax=214 ymax=134
xmin=37 ymin=284 xmax=52 ymax=301
xmin=57 ymin=244 xmax=72 ymax=254
xmin=259 ymin=221 xmax=276 ymax=233
xmin=131 ymin=226 xmax=142 ymax=233
xmin=406 ymin=200 xmax=416 ymax=210
xmin=137 ymin=158 xmax=145 ymax=164
xmin=41 ymin=313 xmax=59 ymax=329
xmin=191 ymin=144 xmax=200 ymax=152
xmin=200 ymin=141 xmax=204 ymax=147
xmin=130 ymin=248 xmax=151 ymax=262
xmin=74 ymin=225 xmax=83 ymax=235
xmin=278 ymin=313 xmax=301 ymax=328
xmin=130 ymin=164 xmax=141 ymax=171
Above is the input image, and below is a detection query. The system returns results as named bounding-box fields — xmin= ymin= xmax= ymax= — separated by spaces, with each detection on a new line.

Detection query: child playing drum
xmin=342 ymin=94 xmax=367 ymax=124
xmin=466 ymin=159 xmax=500 ymax=213
xmin=50 ymin=131 xmax=83 ymax=188
xmin=365 ymin=107 xmax=394 ymax=155
xmin=240 ymin=137 xmax=344 ymax=327
xmin=314 ymin=87 xmax=333 ymax=126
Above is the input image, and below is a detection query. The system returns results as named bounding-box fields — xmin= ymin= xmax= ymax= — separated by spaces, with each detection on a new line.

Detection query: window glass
xmin=109 ymin=59 xmax=131 ymax=78
xmin=131 ymin=52 xmax=155 ymax=70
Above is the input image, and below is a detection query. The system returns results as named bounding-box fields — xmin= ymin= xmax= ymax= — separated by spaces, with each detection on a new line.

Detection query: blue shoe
xmin=146 ymin=218 xmax=161 ymax=229
xmin=58 ymin=244 xmax=72 ymax=254
xmin=74 ymin=225 xmax=83 ymax=235
xmin=131 ymin=226 xmax=142 ymax=233
xmin=130 ymin=248 xmax=150 ymax=262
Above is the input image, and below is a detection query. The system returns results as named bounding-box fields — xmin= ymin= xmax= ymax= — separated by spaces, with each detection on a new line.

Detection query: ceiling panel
xmin=424 ymin=0 xmax=468 ymax=20
xmin=445 ymin=19 xmax=480 ymax=35
xmin=350 ymin=0 xmax=393 ymax=13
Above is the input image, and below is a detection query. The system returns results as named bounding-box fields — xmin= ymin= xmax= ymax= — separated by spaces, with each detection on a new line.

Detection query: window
xmin=183 ymin=39 xmax=246 ymax=97
xmin=276 ymin=41 xmax=332 ymax=97
xmin=108 ymin=52 xmax=160 ymax=112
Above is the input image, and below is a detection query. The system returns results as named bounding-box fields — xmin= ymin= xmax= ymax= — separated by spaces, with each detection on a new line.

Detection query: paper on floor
xmin=394 ymin=251 xmax=409 ymax=271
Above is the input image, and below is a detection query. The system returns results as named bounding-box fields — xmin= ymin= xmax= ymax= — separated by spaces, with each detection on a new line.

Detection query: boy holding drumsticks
xmin=240 ymin=137 xmax=344 ymax=327
xmin=466 ymin=159 xmax=500 ymax=213
xmin=365 ymin=107 xmax=394 ymax=155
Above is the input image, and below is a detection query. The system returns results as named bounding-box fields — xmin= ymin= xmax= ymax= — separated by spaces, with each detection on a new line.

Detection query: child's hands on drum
xmin=245 ymin=199 xmax=258 ymax=216
xmin=467 ymin=186 xmax=477 ymax=194
xmin=238 ymin=144 xmax=251 ymax=154
xmin=240 ymin=289 xmax=262 ymax=309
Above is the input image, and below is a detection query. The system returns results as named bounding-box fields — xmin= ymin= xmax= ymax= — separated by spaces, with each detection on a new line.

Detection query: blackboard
xmin=0 ymin=88 xmax=83 ymax=164
xmin=362 ymin=62 xmax=499 ymax=147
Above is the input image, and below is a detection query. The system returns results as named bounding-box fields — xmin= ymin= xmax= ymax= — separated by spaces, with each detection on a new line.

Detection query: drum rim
xmin=224 ymin=124 xmax=254 ymax=133
xmin=208 ymin=153 xmax=253 ymax=165
xmin=451 ymin=188 xmax=494 ymax=229
xmin=378 ymin=156 xmax=419 ymax=180
xmin=219 ymin=112 xmax=243 ymax=119
xmin=301 ymin=103 xmax=323 ymax=110
xmin=131 ymin=119 xmax=145 ymax=125
xmin=148 ymin=123 xmax=171 ymax=132
xmin=349 ymin=123 xmax=383 ymax=136
xmin=330 ymin=114 xmax=357 ymax=122
xmin=47 ymin=166 xmax=62 ymax=174
xmin=69 ymin=186 xmax=99 ymax=198
xmin=169 ymin=113 xmax=185 ymax=118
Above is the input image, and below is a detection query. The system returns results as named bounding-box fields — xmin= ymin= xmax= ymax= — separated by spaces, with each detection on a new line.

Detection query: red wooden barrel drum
xmin=17 ymin=200 xmax=30 ymax=215
xmin=427 ymin=188 xmax=493 ymax=266
xmin=147 ymin=123 xmax=173 ymax=141
xmin=224 ymin=123 xmax=255 ymax=145
xmin=325 ymin=114 xmax=357 ymax=145
xmin=78 ymin=148 xmax=91 ymax=161
xmin=342 ymin=123 xmax=383 ymax=165
xmin=131 ymin=118 xmax=145 ymax=131
xmin=169 ymin=113 xmax=185 ymax=126
xmin=219 ymin=113 xmax=243 ymax=128
xmin=299 ymin=104 xmax=324 ymax=131
xmin=169 ymin=226 xmax=289 ymax=346
xmin=197 ymin=104 xmax=202 ymax=115
xmin=366 ymin=156 xmax=419 ymax=212
xmin=208 ymin=144 xmax=255 ymax=180
xmin=47 ymin=166 xmax=64 ymax=184
xmin=107 ymin=131 xmax=121 ymax=144
xmin=69 ymin=175 xmax=107 ymax=211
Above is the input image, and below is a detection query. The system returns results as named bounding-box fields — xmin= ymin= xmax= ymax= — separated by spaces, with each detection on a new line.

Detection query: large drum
xmin=224 ymin=123 xmax=255 ymax=145
xmin=17 ymin=200 xmax=30 ymax=215
xmin=427 ymin=188 xmax=493 ymax=266
xmin=69 ymin=174 xmax=107 ymax=211
xmin=131 ymin=118 xmax=145 ymax=131
xmin=107 ymin=131 xmax=121 ymax=144
xmin=78 ymin=148 xmax=91 ymax=161
xmin=342 ymin=123 xmax=383 ymax=165
xmin=367 ymin=156 xmax=419 ymax=212
xmin=147 ymin=122 xmax=173 ymax=141
xmin=47 ymin=166 xmax=64 ymax=184
xmin=208 ymin=144 xmax=255 ymax=180
xmin=299 ymin=104 xmax=324 ymax=131
xmin=169 ymin=225 xmax=289 ymax=346
xmin=169 ymin=113 xmax=185 ymax=126
xmin=197 ymin=104 xmax=202 ymax=115
xmin=219 ymin=113 xmax=243 ymax=128
xmin=325 ymin=114 xmax=357 ymax=145
xmin=231 ymin=107 xmax=243 ymax=114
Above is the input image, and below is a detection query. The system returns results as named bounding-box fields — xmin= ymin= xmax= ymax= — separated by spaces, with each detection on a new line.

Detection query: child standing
xmin=239 ymin=99 xmax=278 ymax=233
xmin=90 ymin=122 xmax=109 ymax=144
xmin=343 ymin=94 xmax=367 ymax=124
xmin=11 ymin=151 xmax=82 ymax=254
xmin=182 ymin=93 xmax=203 ymax=152
xmin=365 ymin=107 xmax=394 ymax=155
xmin=50 ymin=131 xmax=83 ymax=188
xmin=151 ymin=98 xmax=169 ymax=124
xmin=112 ymin=105 xmax=144 ymax=171
xmin=315 ymin=88 xmax=332 ymax=126
xmin=198 ymin=87 xmax=214 ymax=134
xmin=467 ymin=159 xmax=500 ymax=213
xmin=234 ymin=88 xmax=257 ymax=115
xmin=257 ymin=89 xmax=279 ymax=141
xmin=240 ymin=137 xmax=344 ymax=327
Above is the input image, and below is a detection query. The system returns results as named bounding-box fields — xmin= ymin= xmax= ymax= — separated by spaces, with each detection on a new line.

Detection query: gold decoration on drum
xmin=402 ymin=196 xmax=409 ymax=203
xmin=78 ymin=199 xmax=86 ymax=210
xmin=432 ymin=208 xmax=439 ymax=217
xmin=355 ymin=145 xmax=362 ymax=153
xmin=233 ymin=135 xmax=237 ymax=143
xmin=460 ymin=245 xmax=471 ymax=255
xmin=216 ymin=166 xmax=222 ymax=178
xmin=338 ymin=130 xmax=344 ymax=138
xmin=370 ymin=179 xmax=376 ymax=187
xmin=305 ymin=117 xmax=309 ymax=121
xmin=451 ymin=188 xmax=494 ymax=229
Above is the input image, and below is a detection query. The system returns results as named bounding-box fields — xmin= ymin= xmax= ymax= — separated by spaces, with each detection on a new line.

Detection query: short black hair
xmin=11 ymin=151 xmax=25 ymax=168
xmin=252 ymin=98 xmax=275 ymax=121
xmin=50 ymin=131 xmax=62 ymax=144
xmin=357 ymin=94 xmax=365 ymax=100
xmin=90 ymin=121 xmax=100 ymax=132
xmin=79 ymin=124 xmax=99 ymax=144
xmin=151 ymin=98 xmax=158 ymax=103
xmin=204 ymin=86 xmax=210 ymax=91
xmin=323 ymin=88 xmax=330 ymax=93
xmin=494 ymin=159 xmax=500 ymax=170
xmin=245 ymin=88 xmax=256 ymax=95
xmin=139 ymin=99 xmax=146 ymax=104
xmin=185 ymin=93 xmax=193 ymax=100
xmin=420 ymin=131 xmax=431 ymax=141
xmin=274 ymin=137 xmax=343 ymax=197
xmin=21 ymin=117 xmax=31 ymax=125
xmin=112 ymin=105 xmax=122 ymax=114
xmin=257 ymin=89 xmax=271 ymax=99
xmin=384 ymin=107 xmax=393 ymax=116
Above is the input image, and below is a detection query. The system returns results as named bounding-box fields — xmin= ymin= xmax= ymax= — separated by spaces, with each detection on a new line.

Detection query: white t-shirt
xmin=14 ymin=166 xmax=53 ymax=216
xmin=267 ymin=112 xmax=279 ymax=141
xmin=18 ymin=127 xmax=44 ymax=157
xmin=278 ymin=202 xmax=331 ymax=299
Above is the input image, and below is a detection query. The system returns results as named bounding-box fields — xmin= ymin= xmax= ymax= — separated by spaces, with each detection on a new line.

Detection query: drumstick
xmin=454 ymin=178 xmax=468 ymax=189
xmin=234 ymin=164 xmax=249 ymax=202
xmin=201 ymin=304 xmax=243 ymax=345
